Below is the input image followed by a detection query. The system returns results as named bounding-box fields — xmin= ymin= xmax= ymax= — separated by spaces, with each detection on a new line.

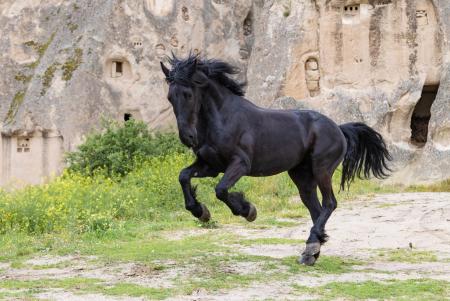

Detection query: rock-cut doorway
xmin=410 ymin=84 xmax=439 ymax=146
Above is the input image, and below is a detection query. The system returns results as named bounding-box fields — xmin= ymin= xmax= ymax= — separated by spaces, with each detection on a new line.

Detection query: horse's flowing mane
xmin=166 ymin=53 xmax=246 ymax=96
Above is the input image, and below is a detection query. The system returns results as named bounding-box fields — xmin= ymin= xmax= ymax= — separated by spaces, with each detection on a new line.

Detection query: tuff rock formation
xmin=0 ymin=0 xmax=448 ymax=186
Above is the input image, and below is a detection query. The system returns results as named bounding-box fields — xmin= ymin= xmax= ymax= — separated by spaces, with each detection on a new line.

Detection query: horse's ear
xmin=160 ymin=62 xmax=170 ymax=78
xmin=192 ymin=71 xmax=208 ymax=87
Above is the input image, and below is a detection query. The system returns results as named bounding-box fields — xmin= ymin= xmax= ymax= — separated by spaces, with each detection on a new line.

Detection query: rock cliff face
xmin=0 ymin=0 xmax=449 ymax=185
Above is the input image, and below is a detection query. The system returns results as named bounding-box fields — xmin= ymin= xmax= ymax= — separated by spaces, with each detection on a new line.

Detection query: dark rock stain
xmin=405 ymin=0 xmax=418 ymax=76
xmin=369 ymin=7 xmax=384 ymax=67
xmin=369 ymin=0 xmax=393 ymax=6
xmin=334 ymin=14 xmax=343 ymax=67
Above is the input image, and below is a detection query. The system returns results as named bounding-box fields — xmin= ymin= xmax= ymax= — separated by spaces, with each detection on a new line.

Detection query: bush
xmin=66 ymin=119 xmax=187 ymax=177
xmin=0 ymin=153 xmax=195 ymax=234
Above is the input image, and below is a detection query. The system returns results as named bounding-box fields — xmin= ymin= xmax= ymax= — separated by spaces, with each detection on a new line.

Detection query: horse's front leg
xmin=215 ymin=156 xmax=257 ymax=222
xmin=179 ymin=159 xmax=219 ymax=222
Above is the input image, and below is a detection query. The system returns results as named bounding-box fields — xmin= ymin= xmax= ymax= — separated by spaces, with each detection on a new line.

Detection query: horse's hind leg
xmin=288 ymin=161 xmax=322 ymax=224
xmin=300 ymin=171 xmax=337 ymax=265
xmin=299 ymin=152 xmax=340 ymax=265
xmin=288 ymin=162 xmax=324 ymax=265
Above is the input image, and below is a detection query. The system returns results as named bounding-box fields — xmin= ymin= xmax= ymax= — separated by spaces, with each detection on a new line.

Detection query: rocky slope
xmin=0 ymin=0 xmax=449 ymax=185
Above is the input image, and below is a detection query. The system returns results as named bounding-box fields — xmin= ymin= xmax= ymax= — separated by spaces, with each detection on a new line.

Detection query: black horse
xmin=160 ymin=54 xmax=391 ymax=265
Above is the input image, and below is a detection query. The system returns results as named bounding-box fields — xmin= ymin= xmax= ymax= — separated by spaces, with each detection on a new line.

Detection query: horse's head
xmin=160 ymin=54 xmax=208 ymax=148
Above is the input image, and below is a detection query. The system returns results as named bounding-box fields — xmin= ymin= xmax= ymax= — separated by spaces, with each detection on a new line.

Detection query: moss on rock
xmin=4 ymin=91 xmax=26 ymax=124
xmin=41 ymin=62 xmax=61 ymax=96
xmin=14 ymin=73 xmax=32 ymax=84
xmin=24 ymin=32 xmax=56 ymax=69
xmin=61 ymin=48 xmax=83 ymax=81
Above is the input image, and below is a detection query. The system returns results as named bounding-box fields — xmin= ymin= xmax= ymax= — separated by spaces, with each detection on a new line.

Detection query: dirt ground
xmin=1 ymin=192 xmax=449 ymax=300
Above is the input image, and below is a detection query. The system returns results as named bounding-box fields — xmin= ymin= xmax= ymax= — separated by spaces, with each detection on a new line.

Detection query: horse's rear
xmin=286 ymin=111 xmax=391 ymax=265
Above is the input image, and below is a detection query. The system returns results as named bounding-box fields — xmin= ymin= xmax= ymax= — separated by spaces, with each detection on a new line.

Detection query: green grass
xmin=293 ymin=279 xmax=450 ymax=301
xmin=375 ymin=248 xmax=438 ymax=263
xmin=103 ymin=283 xmax=171 ymax=300
xmin=0 ymin=278 xmax=172 ymax=300
xmin=178 ymin=253 xmax=279 ymax=294
xmin=407 ymin=178 xmax=450 ymax=192
xmin=81 ymin=232 xmax=230 ymax=263
xmin=281 ymin=255 xmax=363 ymax=275
xmin=0 ymin=225 xmax=369 ymax=299
xmin=238 ymin=237 xmax=305 ymax=246
xmin=181 ymin=270 xmax=264 ymax=294
xmin=30 ymin=260 xmax=74 ymax=270
xmin=0 ymin=233 xmax=302 ymax=299
xmin=0 ymin=258 xmax=276 ymax=300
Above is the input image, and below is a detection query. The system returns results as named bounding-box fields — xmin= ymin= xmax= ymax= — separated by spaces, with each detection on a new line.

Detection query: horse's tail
xmin=339 ymin=122 xmax=392 ymax=190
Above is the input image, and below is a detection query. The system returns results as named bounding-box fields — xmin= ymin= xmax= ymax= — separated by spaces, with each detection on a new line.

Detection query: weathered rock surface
xmin=0 ymin=0 xmax=449 ymax=185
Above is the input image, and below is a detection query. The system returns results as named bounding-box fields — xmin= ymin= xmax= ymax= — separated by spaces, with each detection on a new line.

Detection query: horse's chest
xmin=196 ymin=144 xmax=229 ymax=172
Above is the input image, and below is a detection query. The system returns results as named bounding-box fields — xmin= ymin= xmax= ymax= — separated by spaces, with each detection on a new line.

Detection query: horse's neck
xmin=197 ymin=83 xmax=237 ymax=138
xmin=201 ymin=83 xmax=230 ymax=118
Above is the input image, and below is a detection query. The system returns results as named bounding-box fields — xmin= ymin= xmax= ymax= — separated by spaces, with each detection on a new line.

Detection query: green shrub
xmin=66 ymin=119 xmax=186 ymax=177
xmin=0 ymin=153 xmax=194 ymax=234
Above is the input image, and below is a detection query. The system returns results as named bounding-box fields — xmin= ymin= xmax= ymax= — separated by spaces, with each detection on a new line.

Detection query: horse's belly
xmin=249 ymin=143 xmax=306 ymax=176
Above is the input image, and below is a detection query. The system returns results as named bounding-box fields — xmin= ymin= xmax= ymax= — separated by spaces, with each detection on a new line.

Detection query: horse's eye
xmin=183 ymin=92 xmax=193 ymax=100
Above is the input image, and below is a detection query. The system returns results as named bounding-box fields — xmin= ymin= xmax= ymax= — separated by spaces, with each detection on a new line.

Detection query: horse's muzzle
xmin=179 ymin=129 xmax=198 ymax=148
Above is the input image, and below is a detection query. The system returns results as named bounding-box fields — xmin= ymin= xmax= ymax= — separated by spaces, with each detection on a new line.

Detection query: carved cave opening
xmin=344 ymin=5 xmax=359 ymax=12
xmin=17 ymin=137 xmax=31 ymax=153
xmin=114 ymin=61 xmax=123 ymax=76
xmin=305 ymin=58 xmax=320 ymax=96
xmin=243 ymin=10 xmax=253 ymax=36
xmin=416 ymin=9 xmax=428 ymax=26
xmin=181 ymin=6 xmax=189 ymax=21
xmin=124 ymin=113 xmax=133 ymax=121
xmin=106 ymin=58 xmax=131 ymax=79
xmin=122 ymin=110 xmax=142 ymax=122
xmin=410 ymin=84 xmax=439 ymax=146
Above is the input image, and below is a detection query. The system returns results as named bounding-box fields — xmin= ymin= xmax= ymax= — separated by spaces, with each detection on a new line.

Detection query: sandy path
xmin=169 ymin=192 xmax=450 ymax=300
xmin=232 ymin=192 xmax=450 ymax=260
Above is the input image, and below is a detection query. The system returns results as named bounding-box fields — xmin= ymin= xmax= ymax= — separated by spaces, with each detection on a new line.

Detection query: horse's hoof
xmin=299 ymin=242 xmax=321 ymax=266
xmin=198 ymin=204 xmax=211 ymax=223
xmin=303 ymin=242 xmax=321 ymax=255
xmin=245 ymin=204 xmax=257 ymax=222
xmin=299 ymin=254 xmax=317 ymax=266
